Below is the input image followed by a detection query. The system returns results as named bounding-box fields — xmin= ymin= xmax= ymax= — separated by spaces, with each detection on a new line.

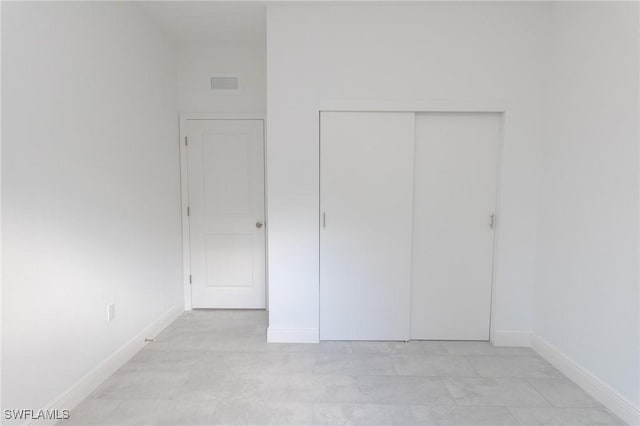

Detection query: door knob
xmin=256 ymin=221 xmax=264 ymax=229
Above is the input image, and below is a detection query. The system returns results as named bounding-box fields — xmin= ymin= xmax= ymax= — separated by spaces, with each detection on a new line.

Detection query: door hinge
xmin=187 ymin=206 xmax=190 ymax=216
xmin=185 ymin=136 xmax=188 ymax=146
xmin=189 ymin=274 xmax=192 ymax=284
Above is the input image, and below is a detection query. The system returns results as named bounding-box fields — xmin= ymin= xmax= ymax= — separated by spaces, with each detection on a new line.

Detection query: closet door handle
xmin=489 ymin=213 xmax=495 ymax=229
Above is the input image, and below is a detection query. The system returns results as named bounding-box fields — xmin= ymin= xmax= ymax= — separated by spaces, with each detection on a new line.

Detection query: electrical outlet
xmin=107 ymin=303 xmax=116 ymax=321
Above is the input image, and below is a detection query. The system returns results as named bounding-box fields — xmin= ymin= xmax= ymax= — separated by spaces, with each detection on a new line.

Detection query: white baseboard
xmin=492 ymin=330 xmax=532 ymax=347
xmin=267 ymin=327 xmax=319 ymax=343
xmin=531 ymin=335 xmax=640 ymax=426
xmin=31 ymin=305 xmax=184 ymax=426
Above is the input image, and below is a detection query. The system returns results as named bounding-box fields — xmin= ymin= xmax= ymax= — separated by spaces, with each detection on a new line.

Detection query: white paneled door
xmin=411 ymin=112 xmax=500 ymax=340
xmin=320 ymin=112 xmax=415 ymax=341
xmin=187 ymin=119 xmax=265 ymax=309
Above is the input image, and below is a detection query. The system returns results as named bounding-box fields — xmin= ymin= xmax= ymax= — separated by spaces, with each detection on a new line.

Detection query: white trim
xmin=318 ymin=99 xmax=508 ymax=113
xmin=491 ymin=330 xmax=531 ymax=347
xmin=267 ymin=327 xmax=319 ymax=343
xmin=31 ymin=305 xmax=183 ymax=426
xmin=180 ymin=112 xmax=266 ymax=121
xmin=531 ymin=335 xmax=640 ymax=426
xmin=179 ymin=113 xmax=268 ymax=311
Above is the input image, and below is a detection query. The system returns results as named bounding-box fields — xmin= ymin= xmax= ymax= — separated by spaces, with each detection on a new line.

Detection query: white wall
xmin=534 ymin=0 xmax=639 ymax=414
xmin=2 ymin=1 xmax=182 ymax=418
xmin=177 ymin=43 xmax=266 ymax=113
xmin=266 ymin=3 xmax=549 ymax=341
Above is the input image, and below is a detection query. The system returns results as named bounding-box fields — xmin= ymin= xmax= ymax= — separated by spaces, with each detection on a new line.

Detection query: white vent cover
xmin=210 ymin=76 xmax=239 ymax=91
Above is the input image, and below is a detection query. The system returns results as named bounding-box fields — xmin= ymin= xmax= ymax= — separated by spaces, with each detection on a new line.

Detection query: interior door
xmin=320 ymin=111 xmax=415 ymax=341
xmin=187 ymin=119 xmax=265 ymax=309
xmin=411 ymin=112 xmax=500 ymax=340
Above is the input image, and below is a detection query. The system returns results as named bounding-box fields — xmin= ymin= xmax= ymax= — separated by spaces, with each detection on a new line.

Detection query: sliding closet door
xmin=320 ymin=112 xmax=414 ymax=341
xmin=411 ymin=112 xmax=500 ymax=341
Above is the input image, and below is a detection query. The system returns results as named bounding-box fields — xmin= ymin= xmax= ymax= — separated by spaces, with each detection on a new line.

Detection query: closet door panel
xmin=320 ymin=111 xmax=414 ymax=341
xmin=411 ymin=112 xmax=500 ymax=341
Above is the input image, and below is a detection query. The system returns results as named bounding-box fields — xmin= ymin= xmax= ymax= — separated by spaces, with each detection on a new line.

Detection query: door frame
xmin=317 ymin=100 xmax=506 ymax=344
xmin=179 ymin=112 xmax=267 ymax=311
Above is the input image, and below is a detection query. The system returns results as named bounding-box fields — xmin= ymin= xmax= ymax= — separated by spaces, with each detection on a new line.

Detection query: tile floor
xmin=63 ymin=310 xmax=624 ymax=426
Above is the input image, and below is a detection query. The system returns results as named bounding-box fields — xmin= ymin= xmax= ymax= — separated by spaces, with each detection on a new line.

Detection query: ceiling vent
xmin=210 ymin=76 xmax=239 ymax=91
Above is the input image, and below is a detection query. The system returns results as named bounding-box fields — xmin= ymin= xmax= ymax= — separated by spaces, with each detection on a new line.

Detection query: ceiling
xmin=138 ymin=2 xmax=266 ymax=44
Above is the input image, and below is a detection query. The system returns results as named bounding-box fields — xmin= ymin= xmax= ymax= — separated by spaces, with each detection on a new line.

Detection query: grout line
xmin=524 ymin=377 xmax=556 ymax=408
xmin=507 ymin=407 xmax=525 ymax=426
xmin=463 ymin=355 xmax=481 ymax=377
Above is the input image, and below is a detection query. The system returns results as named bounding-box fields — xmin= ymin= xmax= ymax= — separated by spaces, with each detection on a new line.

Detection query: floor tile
xmin=350 ymin=341 xmax=424 ymax=355
xmin=170 ymin=373 xmax=262 ymax=402
xmin=209 ymin=401 xmax=313 ymax=426
xmin=65 ymin=399 xmax=123 ymax=425
xmin=203 ymin=351 xmax=317 ymax=375
xmin=416 ymin=341 xmax=450 ymax=355
xmin=66 ymin=310 xmax=618 ymax=426
xmin=111 ymin=399 xmax=214 ymax=425
xmin=353 ymin=375 xmax=455 ymax=405
xmin=315 ymin=353 xmax=396 ymax=376
xmin=509 ymin=407 xmax=624 ymax=425
xmin=261 ymin=342 xmax=322 ymax=353
xmin=214 ymin=374 xmax=454 ymax=406
xmin=467 ymin=356 xmax=563 ymax=379
xmin=121 ymin=350 xmax=212 ymax=374
xmin=231 ymin=374 xmax=358 ymax=404
xmin=412 ymin=405 xmax=520 ymax=425
xmin=317 ymin=341 xmax=354 ymax=354
xmin=444 ymin=377 xmax=550 ymax=407
xmin=89 ymin=371 xmax=190 ymax=400
xmin=148 ymin=332 xmax=265 ymax=353
xmin=527 ymin=378 xmax=600 ymax=407
xmin=313 ymin=403 xmax=416 ymax=425
xmin=394 ymin=355 xmax=477 ymax=377
xmin=441 ymin=341 xmax=535 ymax=357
